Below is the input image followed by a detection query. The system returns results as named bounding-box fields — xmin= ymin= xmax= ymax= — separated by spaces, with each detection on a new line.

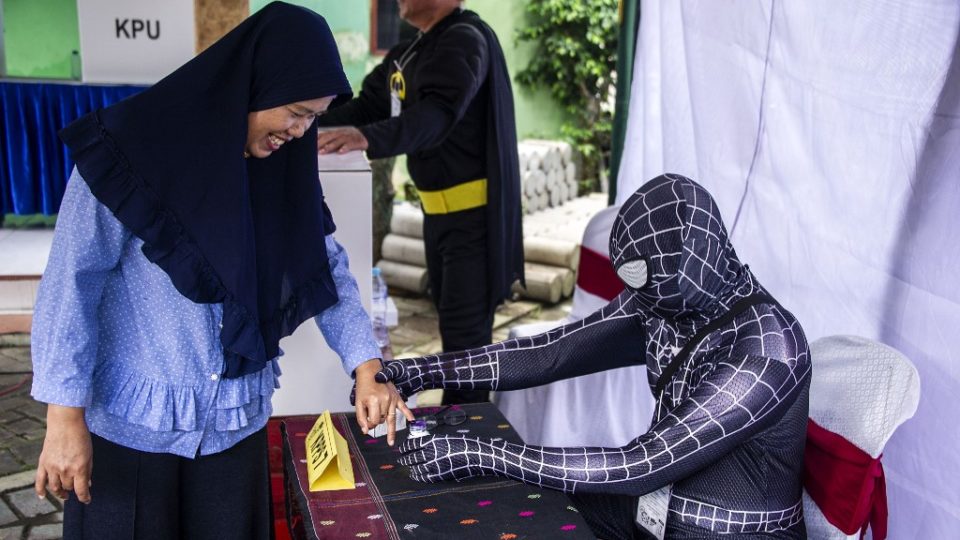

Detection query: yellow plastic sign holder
xmin=305 ymin=410 xmax=355 ymax=491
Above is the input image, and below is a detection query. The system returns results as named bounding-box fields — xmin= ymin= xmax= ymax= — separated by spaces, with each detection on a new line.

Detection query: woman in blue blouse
xmin=29 ymin=3 xmax=411 ymax=538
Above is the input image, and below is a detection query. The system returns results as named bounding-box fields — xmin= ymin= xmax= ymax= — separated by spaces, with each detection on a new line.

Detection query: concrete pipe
xmin=390 ymin=205 xmax=424 ymax=238
xmin=381 ymin=234 xmax=427 ymax=266
xmin=377 ymin=259 xmax=429 ymax=294
xmin=524 ymin=236 xmax=580 ymax=270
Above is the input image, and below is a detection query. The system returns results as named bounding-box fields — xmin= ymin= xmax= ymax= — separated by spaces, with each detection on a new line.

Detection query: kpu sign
xmin=115 ymin=18 xmax=162 ymax=40
xmin=77 ymin=0 xmax=195 ymax=84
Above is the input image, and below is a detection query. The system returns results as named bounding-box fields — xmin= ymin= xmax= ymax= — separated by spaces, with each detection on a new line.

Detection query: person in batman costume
xmin=364 ymin=174 xmax=812 ymax=539
xmin=317 ymin=0 xmax=524 ymax=405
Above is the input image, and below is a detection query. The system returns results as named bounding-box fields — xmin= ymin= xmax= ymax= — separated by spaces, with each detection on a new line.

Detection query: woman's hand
xmin=353 ymin=359 xmax=415 ymax=445
xmin=35 ymin=404 xmax=93 ymax=503
xmin=374 ymin=358 xmax=434 ymax=398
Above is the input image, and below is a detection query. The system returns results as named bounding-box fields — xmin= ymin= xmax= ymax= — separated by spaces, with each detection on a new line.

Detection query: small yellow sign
xmin=389 ymin=70 xmax=406 ymax=100
xmin=305 ymin=411 xmax=355 ymax=491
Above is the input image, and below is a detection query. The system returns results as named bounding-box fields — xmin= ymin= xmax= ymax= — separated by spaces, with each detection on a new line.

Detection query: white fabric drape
xmin=495 ymin=206 xmax=656 ymax=448
xmin=618 ymin=1 xmax=960 ymax=537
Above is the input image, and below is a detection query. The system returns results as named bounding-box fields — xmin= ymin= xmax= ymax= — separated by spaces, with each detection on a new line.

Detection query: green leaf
xmin=513 ymin=0 xmax=618 ymax=191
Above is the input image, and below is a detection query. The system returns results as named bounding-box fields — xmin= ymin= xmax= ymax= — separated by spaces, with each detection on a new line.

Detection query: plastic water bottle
xmin=371 ymin=267 xmax=390 ymax=348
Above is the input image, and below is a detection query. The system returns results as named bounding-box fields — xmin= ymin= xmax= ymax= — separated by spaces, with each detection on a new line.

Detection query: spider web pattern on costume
xmin=396 ymin=303 xmax=810 ymax=536
xmin=669 ymin=495 xmax=805 ymax=534
xmin=398 ymin=344 xmax=807 ymax=483
xmin=381 ymin=291 xmax=648 ymax=399
xmin=609 ymin=173 xmax=747 ymax=319
xmin=651 ymin=300 xmax=809 ymax=415
xmin=390 ymin=175 xmax=811 ymax=537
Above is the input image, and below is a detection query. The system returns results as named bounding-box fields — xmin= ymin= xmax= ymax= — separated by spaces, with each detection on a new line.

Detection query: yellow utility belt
xmin=418 ymin=179 xmax=488 ymax=215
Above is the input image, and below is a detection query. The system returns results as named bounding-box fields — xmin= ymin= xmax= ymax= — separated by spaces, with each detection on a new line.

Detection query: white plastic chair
xmin=494 ymin=206 xmax=656 ymax=447
xmin=803 ymin=335 xmax=921 ymax=539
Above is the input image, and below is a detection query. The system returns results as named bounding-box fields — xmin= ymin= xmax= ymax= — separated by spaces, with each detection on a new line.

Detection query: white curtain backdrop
xmin=617 ymin=1 xmax=960 ymax=537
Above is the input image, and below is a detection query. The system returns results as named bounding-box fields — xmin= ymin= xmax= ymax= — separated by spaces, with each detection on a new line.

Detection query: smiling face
xmin=245 ymin=96 xmax=334 ymax=158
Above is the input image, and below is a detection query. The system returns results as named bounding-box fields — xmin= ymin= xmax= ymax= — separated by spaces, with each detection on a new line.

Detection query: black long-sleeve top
xmin=318 ymin=9 xmax=489 ymax=191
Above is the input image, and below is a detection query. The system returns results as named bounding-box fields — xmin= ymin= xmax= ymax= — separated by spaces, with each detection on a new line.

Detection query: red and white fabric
xmin=493 ymin=206 xmax=656 ymax=447
xmin=802 ymin=336 xmax=920 ymax=540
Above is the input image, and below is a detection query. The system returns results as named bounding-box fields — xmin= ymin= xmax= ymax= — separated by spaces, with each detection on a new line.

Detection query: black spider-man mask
xmin=609 ymin=174 xmax=746 ymax=318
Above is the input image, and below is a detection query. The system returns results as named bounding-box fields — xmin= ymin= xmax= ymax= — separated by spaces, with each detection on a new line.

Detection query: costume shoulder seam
xmin=444 ymin=22 xmax=488 ymax=46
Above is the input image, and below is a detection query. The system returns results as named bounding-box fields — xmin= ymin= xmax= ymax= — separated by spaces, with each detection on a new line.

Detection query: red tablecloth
xmin=282 ymin=403 xmax=593 ymax=539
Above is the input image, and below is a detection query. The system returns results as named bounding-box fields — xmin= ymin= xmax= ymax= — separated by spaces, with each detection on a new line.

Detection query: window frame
xmin=369 ymin=0 xmax=391 ymax=56
xmin=369 ymin=0 xmax=417 ymax=56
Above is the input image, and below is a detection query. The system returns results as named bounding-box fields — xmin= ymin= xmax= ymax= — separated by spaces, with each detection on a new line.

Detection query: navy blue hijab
xmin=59 ymin=2 xmax=353 ymax=378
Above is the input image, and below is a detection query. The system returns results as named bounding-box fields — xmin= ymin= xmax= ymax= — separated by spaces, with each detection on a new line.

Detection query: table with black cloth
xmin=282 ymin=403 xmax=594 ymax=539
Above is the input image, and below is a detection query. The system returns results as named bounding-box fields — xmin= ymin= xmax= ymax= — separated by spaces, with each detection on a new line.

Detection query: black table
xmin=282 ymin=402 xmax=594 ymax=539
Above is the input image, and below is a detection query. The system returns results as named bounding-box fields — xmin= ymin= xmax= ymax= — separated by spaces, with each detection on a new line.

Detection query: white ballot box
xmin=272 ymin=151 xmax=372 ymax=416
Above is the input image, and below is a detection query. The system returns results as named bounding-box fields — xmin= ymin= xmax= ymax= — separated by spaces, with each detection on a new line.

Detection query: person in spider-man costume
xmin=364 ymin=174 xmax=811 ymax=539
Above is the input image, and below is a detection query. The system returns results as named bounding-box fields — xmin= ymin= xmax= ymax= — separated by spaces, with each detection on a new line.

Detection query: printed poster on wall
xmin=77 ymin=0 xmax=195 ymax=84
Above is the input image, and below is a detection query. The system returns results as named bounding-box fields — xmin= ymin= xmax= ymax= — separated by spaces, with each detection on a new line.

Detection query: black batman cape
xmin=460 ymin=10 xmax=525 ymax=305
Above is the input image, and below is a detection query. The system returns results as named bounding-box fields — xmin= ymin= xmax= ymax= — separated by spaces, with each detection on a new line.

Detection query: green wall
xmin=3 ymin=0 xmax=567 ymax=137
xmin=250 ymin=0 xmax=566 ymax=139
xmin=250 ymin=0 xmax=375 ymax=91
xmin=2 ymin=0 xmax=80 ymax=79
xmin=470 ymin=0 xmax=567 ymax=139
